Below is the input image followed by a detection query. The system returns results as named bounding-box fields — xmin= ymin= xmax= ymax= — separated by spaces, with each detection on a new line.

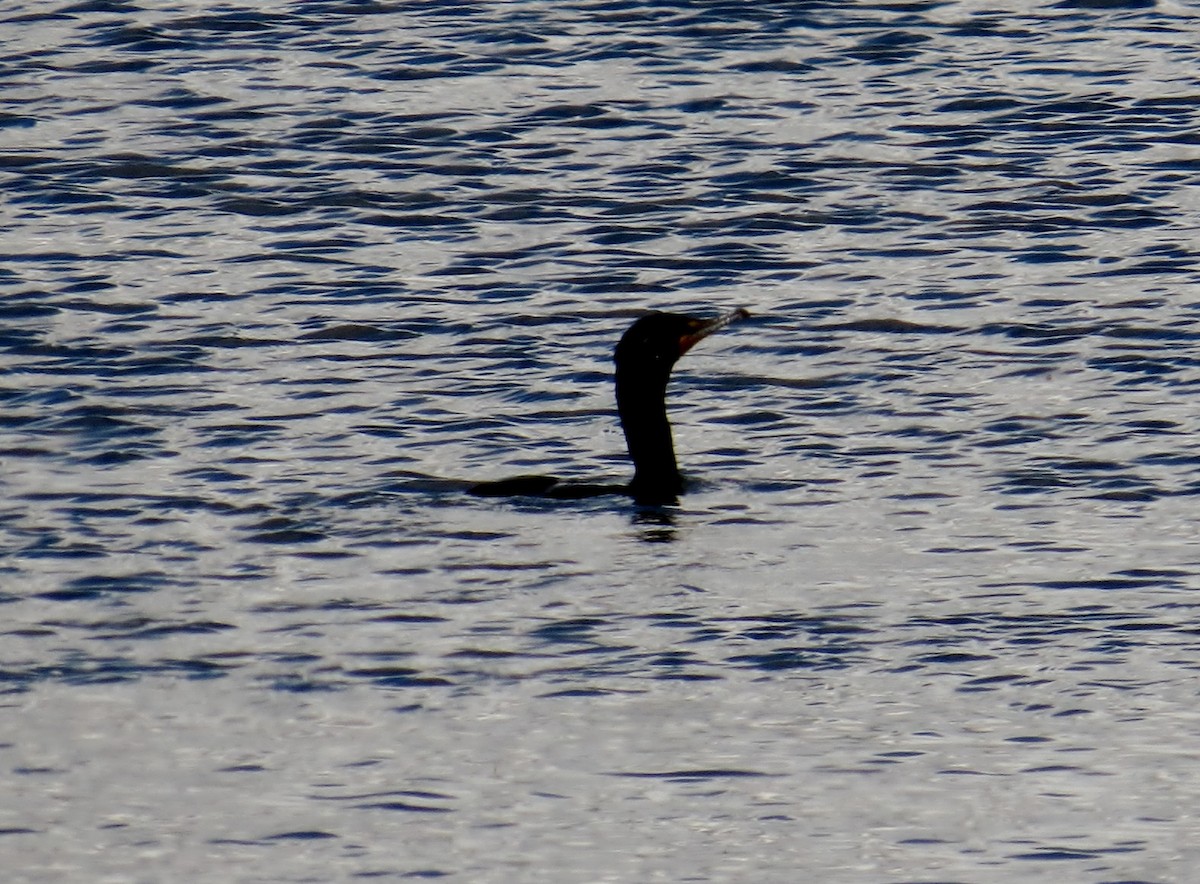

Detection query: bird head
xmin=614 ymin=308 xmax=749 ymax=384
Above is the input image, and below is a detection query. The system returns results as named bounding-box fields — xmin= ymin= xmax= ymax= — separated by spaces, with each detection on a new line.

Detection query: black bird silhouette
xmin=470 ymin=307 xmax=749 ymax=505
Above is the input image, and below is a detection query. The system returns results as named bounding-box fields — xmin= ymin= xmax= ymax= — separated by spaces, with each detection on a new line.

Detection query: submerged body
xmin=470 ymin=307 xmax=749 ymax=505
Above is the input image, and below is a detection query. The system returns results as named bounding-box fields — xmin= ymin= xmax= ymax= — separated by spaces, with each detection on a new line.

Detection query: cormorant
xmin=470 ymin=307 xmax=749 ymax=505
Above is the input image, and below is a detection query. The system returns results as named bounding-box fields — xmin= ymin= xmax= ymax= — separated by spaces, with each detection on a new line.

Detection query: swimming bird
xmin=470 ymin=307 xmax=749 ymax=505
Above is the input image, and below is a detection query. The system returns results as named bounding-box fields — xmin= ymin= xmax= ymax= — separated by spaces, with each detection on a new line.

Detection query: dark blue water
xmin=3 ymin=1 xmax=1200 ymax=880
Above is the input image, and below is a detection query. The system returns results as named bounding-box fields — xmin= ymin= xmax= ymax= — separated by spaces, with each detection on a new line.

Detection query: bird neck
xmin=615 ymin=367 xmax=683 ymax=503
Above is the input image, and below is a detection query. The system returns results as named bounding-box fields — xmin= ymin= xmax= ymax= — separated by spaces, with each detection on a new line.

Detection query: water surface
xmin=3 ymin=1 xmax=1200 ymax=881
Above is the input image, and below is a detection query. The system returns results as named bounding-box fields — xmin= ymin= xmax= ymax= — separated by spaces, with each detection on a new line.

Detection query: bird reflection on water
xmin=632 ymin=506 xmax=679 ymax=543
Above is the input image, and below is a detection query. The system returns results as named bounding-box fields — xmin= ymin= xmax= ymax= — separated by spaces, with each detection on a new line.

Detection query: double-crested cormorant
xmin=470 ymin=307 xmax=749 ymax=505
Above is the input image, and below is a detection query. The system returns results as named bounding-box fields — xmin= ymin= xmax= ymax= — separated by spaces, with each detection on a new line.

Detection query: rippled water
xmin=3 ymin=1 xmax=1200 ymax=881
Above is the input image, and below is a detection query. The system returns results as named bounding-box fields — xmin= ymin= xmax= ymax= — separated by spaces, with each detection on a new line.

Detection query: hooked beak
xmin=678 ymin=307 xmax=751 ymax=357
